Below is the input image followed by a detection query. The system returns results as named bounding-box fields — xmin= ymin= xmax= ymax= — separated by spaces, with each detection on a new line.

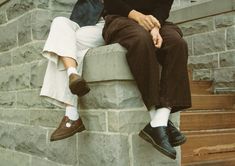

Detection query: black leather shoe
xmin=139 ymin=123 xmax=176 ymax=160
xmin=167 ymin=120 xmax=187 ymax=147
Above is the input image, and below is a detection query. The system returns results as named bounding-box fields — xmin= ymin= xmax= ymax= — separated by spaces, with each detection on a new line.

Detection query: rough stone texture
xmin=132 ymin=134 xmax=181 ymax=166
xmin=0 ymin=122 xmax=13 ymax=148
xmin=215 ymin=11 xmax=235 ymax=28
xmin=0 ymin=108 xmax=29 ymax=124
xmin=184 ymin=37 xmax=193 ymax=56
xmin=30 ymin=59 xmax=47 ymax=88
xmin=0 ymin=51 xmax=11 ymax=67
xmin=220 ymin=51 xmax=235 ymax=67
xmin=226 ymin=27 xmax=235 ymax=50
xmin=80 ymin=81 xmax=144 ymax=109
xmin=50 ymin=0 xmax=76 ymax=12
xmin=0 ymin=147 xmax=30 ymax=166
xmin=31 ymin=157 xmax=62 ymax=166
xmin=0 ymin=10 xmax=7 ymax=24
xmin=214 ymin=68 xmax=235 ymax=83
xmin=0 ymin=21 xmax=17 ymax=52
xmin=193 ymin=69 xmax=211 ymax=81
xmin=77 ymin=133 xmax=129 ymax=166
xmin=193 ymin=30 xmax=226 ymax=55
xmin=0 ymin=91 xmax=15 ymax=108
xmin=179 ymin=17 xmax=214 ymax=36
xmin=17 ymin=13 xmax=32 ymax=46
xmin=188 ymin=54 xmax=219 ymax=69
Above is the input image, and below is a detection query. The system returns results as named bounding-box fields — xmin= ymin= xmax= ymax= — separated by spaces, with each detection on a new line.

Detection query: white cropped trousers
xmin=40 ymin=17 xmax=105 ymax=108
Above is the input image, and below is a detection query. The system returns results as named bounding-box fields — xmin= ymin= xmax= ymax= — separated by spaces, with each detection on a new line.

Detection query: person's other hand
xmin=150 ymin=27 xmax=163 ymax=48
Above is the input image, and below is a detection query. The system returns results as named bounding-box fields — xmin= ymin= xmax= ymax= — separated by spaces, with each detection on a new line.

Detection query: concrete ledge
xmin=169 ymin=0 xmax=235 ymax=24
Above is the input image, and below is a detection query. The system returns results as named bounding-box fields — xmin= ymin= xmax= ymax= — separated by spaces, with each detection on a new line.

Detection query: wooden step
xmin=190 ymin=80 xmax=213 ymax=94
xmin=190 ymin=94 xmax=235 ymax=110
xmin=181 ymin=129 xmax=235 ymax=165
xmin=181 ymin=110 xmax=235 ymax=131
xmin=182 ymin=158 xmax=235 ymax=166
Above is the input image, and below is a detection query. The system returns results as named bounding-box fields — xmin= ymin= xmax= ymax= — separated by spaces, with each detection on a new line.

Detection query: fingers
xmin=155 ymin=34 xmax=163 ymax=48
xmin=150 ymin=15 xmax=161 ymax=29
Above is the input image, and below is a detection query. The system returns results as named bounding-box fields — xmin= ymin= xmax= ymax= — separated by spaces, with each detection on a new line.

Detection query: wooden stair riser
xmin=190 ymin=81 xmax=213 ymax=94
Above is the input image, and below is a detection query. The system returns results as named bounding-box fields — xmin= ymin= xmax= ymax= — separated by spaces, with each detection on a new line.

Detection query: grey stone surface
xmin=184 ymin=37 xmax=193 ymax=56
xmin=30 ymin=109 xmax=64 ymax=128
xmin=0 ymin=51 xmax=11 ymax=67
xmin=215 ymin=11 xmax=235 ymax=28
xmin=47 ymin=130 xmax=77 ymax=165
xmin=30 ymin=59 xmax=47 ymax=88
xmin=193 ymin=69 xmax=211 ymax=81
xmin=179 ymin=17 xmax=214 ymax=36
xmin=0 ymin=10 xmax=6 ymax=24
xmin=214 ymin=68 xmax=235 ymax=82
xmin=80 ymin=111 xmax=106 ymax=132
xmin=0 ymin=21 xmax=17 ymax=52
xmin=12 ymin=41 xmax=44 ymax=65
xmin=0 ymin=91 xmax=15 ymax=108
xmin=188 ymin=54 xmax=218 ymax=69
xmin=50 ymin=0 xmax=76 ymax=11
xmin=31 ymin=157 xmax=62 ymax=166
xmin=0 ymin=64 xmax=30 ymax=91
xmin=0 ymin=122 xmax=13 ymax=148
xmin=193 ymin=30 xmax=226 ymax=55
xmin=227 ymin=27 xmax=235 ymax=50
xmin=220 ymin=51 xmax=235 ymax=67
xmin=17 ymin=89 xmax=56 ymax=109
xmin=17 ymin=13 xmax=32 ymax=46
xmin=132 ymin=134 xmax=180 ymax=166
xmin=77 ymin=133 xmax=129 ymax=166
xmin=0 ymin=147 xmax=30 ymax=166
xmin=0 ymin=108 xmax=29 ymax=124
xmin=34 ymin=0 xmax=49 ymax=9
xmin=80 ymin=81 xmax=144 ymax=109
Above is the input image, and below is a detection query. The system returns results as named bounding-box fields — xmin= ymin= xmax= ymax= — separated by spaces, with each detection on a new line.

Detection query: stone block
xmin=220 ymin=50 xmax=235 ymax=67
xmin=227 ymin=27 xmax=235 ymax=50
xmin=34 ymin=0 xmax=49 ymax=9
xmin=215 ymin=11 xmax=235 ymax=28
xmin=188 ymin=54 xmax=218 ymax=69
xmin=77 ymin=132 xmax=129 ymax=166
xmin=0 ymin=108 xmax=29 ymax=124
xmin=0 ymin=147 xmax=30 ymax=166
xmin=47 ymin=130 xmax=77 ymax=165
xmin=184 ymin=36 xmax=193 ymax=56
xmin=193 ymin=69 xmax=211 ymax=81
xmin=30 ymin=59 xmax=47 ymax=88
xmin=0 ymin=51 xmax=11 ymax=67
xmin=30 ymin=109 xmax=64 ymax=128
xmin=0 ymin=91 xmax=15 ymax=107
xmin=80 ymin=110 xmax=106 ymax=132
xmin=17 ymin=89 xmax=56 ymax=109
xmin=0 ymin=64 xmax=30 ymax=91
xmin=0 ymin=122 xmax=13 ymax=148
xmin=31 ymin=157 xmax=62 ymax=166
xmin=80 ymin=81 xmax=144 ymax=109
xmin=17 ymin=12 xmax=32 ymax=46
xmin=214 ymin=68 xmax=235 ymax=82
xmin=50 ymin=0 xmax=76 ymax=12
xmin=193 ymin=30 xmax=226 ymax=55
xmin=132 ymin=134 xmax=180 ymax=166
xmin=108 ymin=110 xmax=149 ymax=133
xmin=178 ymin=17 xmax=214 ymax=36
xmin=12 ymin=41 xmax=44 ymax=65
xmin=0 ymin=10 xmax=7 ymax=25
xmin=0 ymin=21 xmax=17 ymax=52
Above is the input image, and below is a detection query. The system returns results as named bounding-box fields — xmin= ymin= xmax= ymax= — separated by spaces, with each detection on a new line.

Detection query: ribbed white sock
xmin=67 ymin=67 xmax=78 ymax=77
xmin=65 ymin=106 xmax=79 ymax=121
xmin=150 ymin=107 xmax=171 ymax=127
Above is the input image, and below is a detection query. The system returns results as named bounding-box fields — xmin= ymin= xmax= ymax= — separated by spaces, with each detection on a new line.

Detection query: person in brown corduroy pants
xmin=103 ymin=0 xmax=192 ymax=160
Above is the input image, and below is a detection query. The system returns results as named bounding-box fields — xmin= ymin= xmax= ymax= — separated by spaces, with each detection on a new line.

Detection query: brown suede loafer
xmin=69 ymin=74 xmax=90 ymax=97
xmin=50 ymin=116 xmax=86 ymax=142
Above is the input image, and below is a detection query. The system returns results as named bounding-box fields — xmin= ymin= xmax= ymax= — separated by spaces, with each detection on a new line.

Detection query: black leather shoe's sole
xmin=50 ymin=124 xmax=86 ymax=142
xmin=171 ymin=136 xmax=187 ymax=147
xmin=139 ymin=130 xmax=176 ymax=160
xmin=69 ymin=79 xmax=90 ymax=97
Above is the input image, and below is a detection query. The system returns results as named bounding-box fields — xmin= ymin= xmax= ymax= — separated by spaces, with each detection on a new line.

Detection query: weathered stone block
xmin=0 ymin=10 xmax=7 ymax=25
xmin=17 ymin=89 xmax=56 ymax=109
xmin=214 ymin=68 xmax=235 ymax=82
xmin=193 ymin=30 xmax=226 ymax=55
xmin=0 ymin=21 xmax=17 ymax=52
xmin=178 ymin=17 xmax=214 ymax=36
xmin=47 ymin=131 xmax=77 ymax=165
xmin=132 ymin=134 xmax=180 ymax=166
xmin=77 ymin=133 xmax=129 ymax=166
xmin=34 ymin=0 xmax=49 ymax=9
xmin=220 ymin=50 xmax=235 ymax=67
xmin=17 ymin=13 xmax=32 ymax=46
xmin=0 ymin=108 xmax=29 ymax=124
xmin=227 ymin=27 xmax=235 ymax=50
xmin=0 ymin=122 xmax=12 ymax=148
xmin=0 ymin=91 xmax=15 ymax=107
xmin=215 ymin=11 xmax=235 ymax=28
xmin=0 ymin=51 xmax=11 ymax=67
xmin=50 ymin=0 xmax=76 ymax=12
xmin=184 ymin=36 xmax=193 ymax=56
xmin=193 ymin=69 xmax=211 ymax=80
xmin=80 ymin=110 xmax=106 ymax=132
xmin=80 ymin=81 xmax=144 ymax=109
xmin=0 ymin=64 xmax=30 ymax=91
xmin=30 ymin=59 xmax=47 ymax=88
xmin=188 ymin=54 xmax=218 ymax=69
xmin=31 ymin=157 xmax=61 ymax=166
xmin=0 ymin=147 xmax=30 ymax=166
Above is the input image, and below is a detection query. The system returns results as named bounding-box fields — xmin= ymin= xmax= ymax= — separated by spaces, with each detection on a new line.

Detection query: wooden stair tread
xmin=190 ymin=80 xmax=213 ymax=94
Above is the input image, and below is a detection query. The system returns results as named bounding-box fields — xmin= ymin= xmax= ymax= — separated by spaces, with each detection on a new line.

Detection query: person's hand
xmin=150 ymin=27 xmax=163 ymax=48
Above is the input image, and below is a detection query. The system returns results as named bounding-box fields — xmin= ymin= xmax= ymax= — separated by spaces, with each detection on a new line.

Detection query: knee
xmin=132 ymin=29 xmax=153 ymax=46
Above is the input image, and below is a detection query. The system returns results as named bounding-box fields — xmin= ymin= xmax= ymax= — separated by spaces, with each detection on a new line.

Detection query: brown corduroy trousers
xmin=102 ymin=15 xmax=192 ymax=113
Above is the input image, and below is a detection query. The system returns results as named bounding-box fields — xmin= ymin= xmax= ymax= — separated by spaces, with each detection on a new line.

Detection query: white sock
xmin=67 ymin=67 xmax=78 ymax=77
xmin=65 ymin=106 xmax=79 ymax=121
xmin=149 ymin=109 xmax=156 ymax=120
xmin=150 ymin=107 xmax=171 ymax=127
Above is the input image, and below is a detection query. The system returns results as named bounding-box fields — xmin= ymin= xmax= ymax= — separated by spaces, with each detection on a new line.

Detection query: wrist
xmin=128 ymin=10 xmax=143 ymax=22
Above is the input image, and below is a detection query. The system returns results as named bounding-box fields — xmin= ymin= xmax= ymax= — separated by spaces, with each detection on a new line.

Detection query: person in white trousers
xmin=40 ymin=12 xmax=105 ymax=141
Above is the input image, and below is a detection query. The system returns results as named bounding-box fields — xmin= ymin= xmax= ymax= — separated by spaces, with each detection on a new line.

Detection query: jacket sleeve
xmin=151 ymin=0 xmax=174 ymax=25
xmin=103 ymin=0 xmax=133 ymax=17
